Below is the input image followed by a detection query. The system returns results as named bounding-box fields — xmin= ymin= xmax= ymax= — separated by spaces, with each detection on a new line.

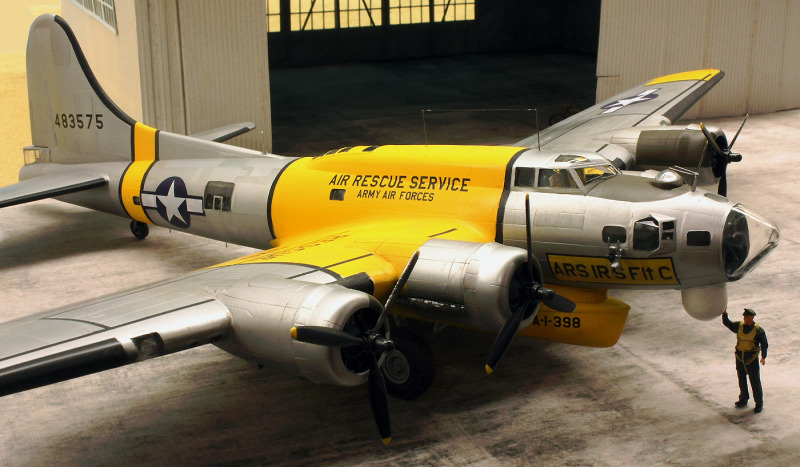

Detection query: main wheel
xmin=382 ymin=327 xmax=435 ymax=400
xmin=130 ymin=220 xmax=149 ymax=240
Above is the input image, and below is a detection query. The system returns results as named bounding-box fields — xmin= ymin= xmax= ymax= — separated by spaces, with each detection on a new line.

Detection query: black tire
xmin=130 ymin=220 xmax=149 ymax=240
xmin=382 ymin=327 xmax=435 ymax=400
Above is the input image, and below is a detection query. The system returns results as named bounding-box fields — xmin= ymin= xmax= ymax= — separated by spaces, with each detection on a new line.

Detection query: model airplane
xmin=0 ymin=15 xmax=780 ymax=443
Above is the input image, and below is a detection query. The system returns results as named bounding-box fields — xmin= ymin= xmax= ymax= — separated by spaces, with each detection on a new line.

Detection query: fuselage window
xmin=330 ymin=189 xmax=346 ymax=201
xmin=603 ymin=226 xmax=627 ymax=244
xmin=687 ymin=230 xmax=711 ymax=246
xmin=204 ymin=181 xmax=235 ymax=211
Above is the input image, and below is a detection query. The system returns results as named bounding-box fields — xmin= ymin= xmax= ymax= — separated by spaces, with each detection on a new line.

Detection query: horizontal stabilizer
xmin=192 ymin=122 xmax=256 ymax=143
xmin=0 ymin=171 xmax=108 ymax=208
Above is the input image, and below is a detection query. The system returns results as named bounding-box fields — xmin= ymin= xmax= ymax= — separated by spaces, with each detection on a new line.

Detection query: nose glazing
xmin=722 ymin=204 xmax=779 ymax=281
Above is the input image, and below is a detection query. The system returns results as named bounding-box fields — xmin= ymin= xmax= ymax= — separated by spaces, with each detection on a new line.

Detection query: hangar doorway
xmin=266 ymin=0 xmax=600 ymax=67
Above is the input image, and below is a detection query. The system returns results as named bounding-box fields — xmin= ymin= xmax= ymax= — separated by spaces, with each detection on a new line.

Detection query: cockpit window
xmin=554 ymin=154 xmax=589 ymax=163
xmin=514 ymin=167 xmax=536 ymax=187
xmin=574 ymin=165 xmax=617 ymax=185
xmin=538 ymin=168 xmax=578 ymax=189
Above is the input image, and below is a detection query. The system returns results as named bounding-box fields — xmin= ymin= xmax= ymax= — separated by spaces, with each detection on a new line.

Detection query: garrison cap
xmin=743 ymin=308 xmax=757 ymax=317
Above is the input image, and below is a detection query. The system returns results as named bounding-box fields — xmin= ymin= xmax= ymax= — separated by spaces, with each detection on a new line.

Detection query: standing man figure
xmin=722 ymin=308 xmax=768 ymax=413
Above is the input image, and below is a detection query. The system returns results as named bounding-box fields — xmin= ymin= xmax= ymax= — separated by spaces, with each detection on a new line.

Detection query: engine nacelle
xmin=403 ymin=239 xmax=530 ymax=330
xmin=601 ymin=124 xmax=728 ymax=186
xmin=215 ymin=279 xmax=382 ymax=386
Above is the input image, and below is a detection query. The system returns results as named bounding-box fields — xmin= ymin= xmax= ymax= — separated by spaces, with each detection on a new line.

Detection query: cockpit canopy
xmin=513 ymin=154 xmax=618 ymax=193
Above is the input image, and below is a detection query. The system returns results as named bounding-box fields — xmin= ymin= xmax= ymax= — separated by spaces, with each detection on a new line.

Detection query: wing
xmin=515 ymin=69 xmax=724 ymax=152
xmin=0 ymin=170 xmax=108 ymax=208
xmin=0 ymin=269 xmax=229 ymax=396
xmin=0 ymin=219 xmax=488 ymax=396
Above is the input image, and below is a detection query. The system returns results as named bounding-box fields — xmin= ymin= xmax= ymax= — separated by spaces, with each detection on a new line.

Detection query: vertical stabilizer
xmin=26 ymin=14 xmax=139 ymax=164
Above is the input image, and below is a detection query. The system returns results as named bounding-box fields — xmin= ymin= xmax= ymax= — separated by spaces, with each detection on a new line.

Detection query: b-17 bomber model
xmin=0 ymin=15 xmax=779 ymax=443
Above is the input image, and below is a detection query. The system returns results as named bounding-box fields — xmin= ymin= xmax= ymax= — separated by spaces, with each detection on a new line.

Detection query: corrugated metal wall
xmin=597 ymin=0 xmax=800 ymax=119
xmin=136 ymin=0 xmax=271 ymax=152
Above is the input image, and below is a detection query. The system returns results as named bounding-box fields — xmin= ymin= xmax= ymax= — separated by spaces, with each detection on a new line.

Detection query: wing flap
xmin=0 ymin=171 xmax=108 ymax=208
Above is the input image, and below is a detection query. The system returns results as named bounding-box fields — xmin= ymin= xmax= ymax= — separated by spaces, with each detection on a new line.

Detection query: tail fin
xmin=27 ymin=14 xmax=142 ymax=164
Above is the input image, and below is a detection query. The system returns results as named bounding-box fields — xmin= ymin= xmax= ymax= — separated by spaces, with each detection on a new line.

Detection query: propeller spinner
xmin=290 ymin=251 xmax=420 ymax=444
xmin=485 ymin=194 xmax=576 ymax=374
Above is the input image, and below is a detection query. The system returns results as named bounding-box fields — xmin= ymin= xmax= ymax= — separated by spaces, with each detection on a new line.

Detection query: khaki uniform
xmin=723 ymin=313 xmax=768 ymax=407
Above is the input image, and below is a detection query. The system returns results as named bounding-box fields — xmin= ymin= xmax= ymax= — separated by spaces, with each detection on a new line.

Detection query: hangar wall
xmin=60 ymin=1 xmax=143 ymax=122
xmin=62 ymin=0 xmax=271 ymax=153
xmin=597 ymin=0 xmax=800 ymax=119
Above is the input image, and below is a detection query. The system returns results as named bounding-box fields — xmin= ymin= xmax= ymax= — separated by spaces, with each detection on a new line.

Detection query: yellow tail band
xmin=120 ymin=122 xmax=158 ymax=223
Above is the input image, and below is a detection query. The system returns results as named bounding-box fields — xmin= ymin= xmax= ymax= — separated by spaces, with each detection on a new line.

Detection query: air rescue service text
xmin=329 ymin=173 xmax=470 ymax=202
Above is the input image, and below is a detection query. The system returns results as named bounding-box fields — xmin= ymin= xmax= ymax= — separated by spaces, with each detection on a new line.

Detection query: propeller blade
xmin=531 ymin=283 xmax=576 ymax=313
xmin=368 ymin=354 xmax=392 ymax=444
xmin=718 ymin=169 xmax=728 ymax=197
xmin=485 ymin=306 xmax=528 ymax=374
xmin=728 ymin=114 xmax=749 ymax=149
xmin=290 ymin=326 xmax=363 ymax=347
xmin=699 ymin=122 xmax=725 ymax=155
xmin=372 ymin=251 xmax=420 ymax=334
xmin=543 ymin=292 xmax=577 ymax=313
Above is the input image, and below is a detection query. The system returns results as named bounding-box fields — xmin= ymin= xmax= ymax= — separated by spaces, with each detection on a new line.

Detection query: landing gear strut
xmin=382 ymin=327 xmax=435 ymax=400
xmin=130 ymin=220 xmax=149 ymax=240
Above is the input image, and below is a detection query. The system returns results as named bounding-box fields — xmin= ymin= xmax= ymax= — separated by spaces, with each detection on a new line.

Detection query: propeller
xmin=699 ymin=115 xmax=747 ymax=197
xmin=485 ymin=194 xmax=576 ymax=374
xmin=290 ymin=251 xmax=420 ymax=444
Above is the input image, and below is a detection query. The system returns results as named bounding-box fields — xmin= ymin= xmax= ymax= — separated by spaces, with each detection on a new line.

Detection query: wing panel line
xmin=633 ymin=79 xmax=707 ymax=127
xmin=0 ymin=298 xmax=217 ymax=364
xmin=43 ymin=317 xmax=111 ymax=330
xmin=428 ymin=228 xmax=457 ymax=238
xmin=286 ymin=254 xmax=374 ymax=280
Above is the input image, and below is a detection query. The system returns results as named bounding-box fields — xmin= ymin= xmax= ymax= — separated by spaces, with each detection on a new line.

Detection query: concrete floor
xmin=2 ymin=54 xmax=800 ymax=466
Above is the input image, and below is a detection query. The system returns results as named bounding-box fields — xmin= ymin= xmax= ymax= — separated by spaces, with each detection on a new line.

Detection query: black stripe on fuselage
xmin=495 ymin=149 xmax=529 ymax=243
xmin=266 ymin=157 xmax=301 ymax=239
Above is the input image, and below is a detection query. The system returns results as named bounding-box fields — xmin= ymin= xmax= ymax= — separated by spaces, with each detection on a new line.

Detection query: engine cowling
xmin=215 ymin=279 xmax=382 ymax=386
xmin=601 ymin=124 xmax=728 ymax=186
xmin=403 ymin=239 xmax=532 ymax=330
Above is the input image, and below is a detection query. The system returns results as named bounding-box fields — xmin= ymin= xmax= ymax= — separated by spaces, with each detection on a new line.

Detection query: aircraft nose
xmin=722 ymin=203 xmax=779 ymax=281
